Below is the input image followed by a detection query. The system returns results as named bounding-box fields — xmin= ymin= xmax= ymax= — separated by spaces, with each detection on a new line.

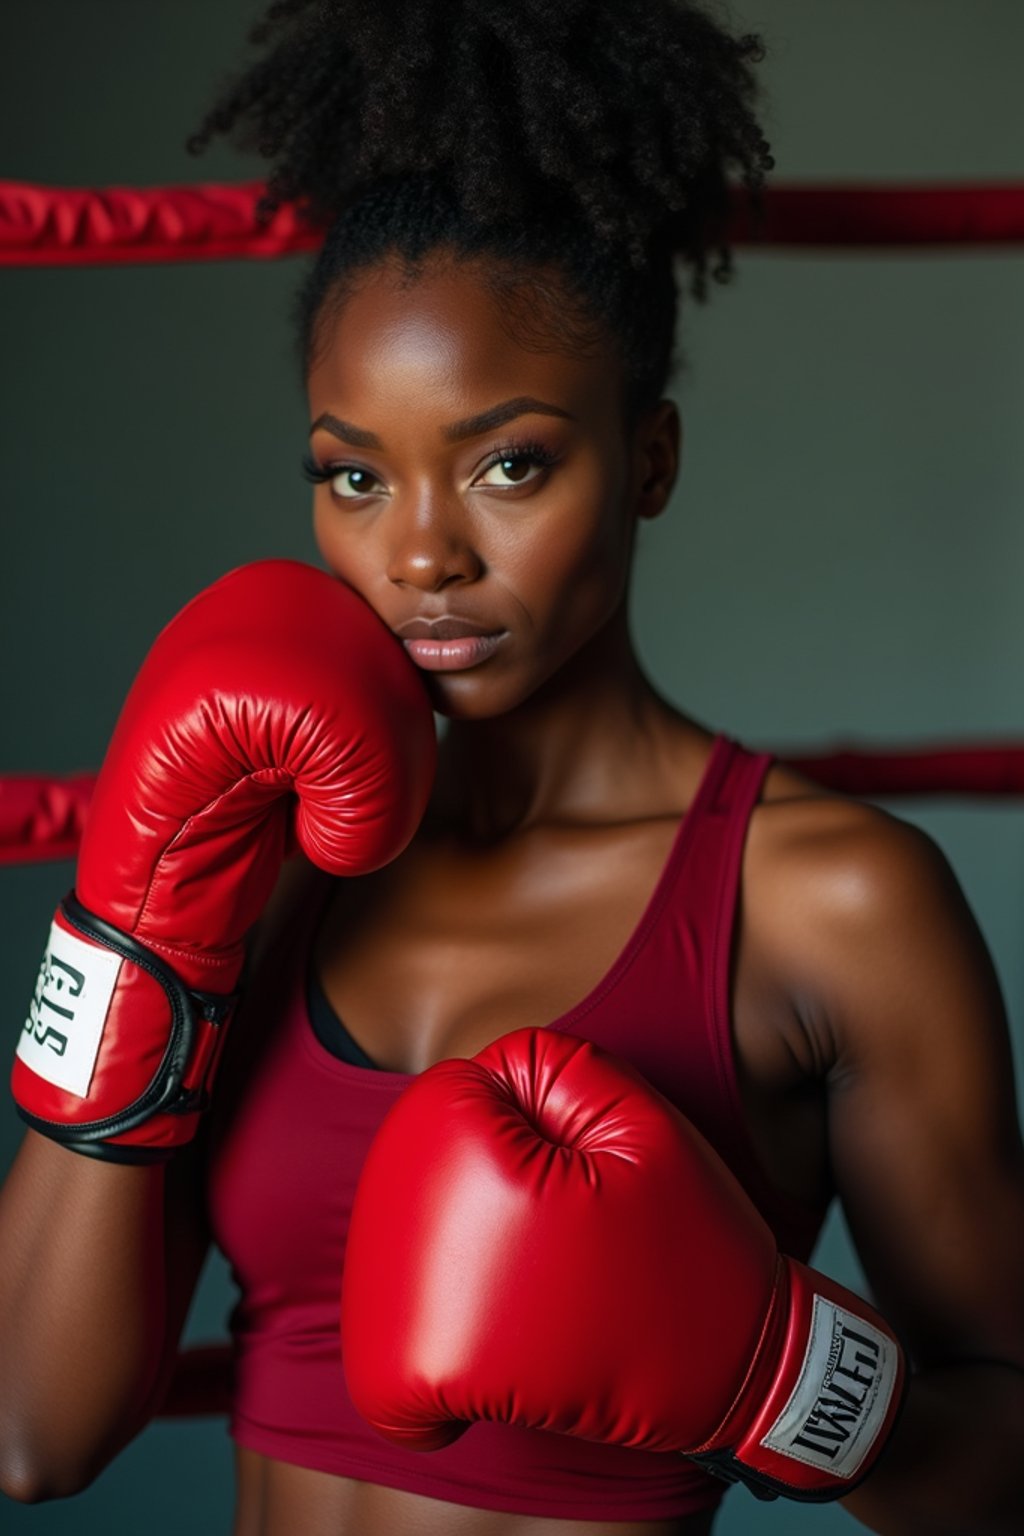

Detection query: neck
xmin=431 ymin=605 xmax=696 ymax=841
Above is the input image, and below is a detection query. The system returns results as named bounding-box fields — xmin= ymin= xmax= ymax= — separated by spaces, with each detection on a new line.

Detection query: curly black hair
xmin=188 ymin=0 xmax=773 ymax=430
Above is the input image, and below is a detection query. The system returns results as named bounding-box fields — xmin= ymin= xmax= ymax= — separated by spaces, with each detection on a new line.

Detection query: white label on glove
xmin=17 ymin=921 xmax=122 ymax=1099
xmin=760 ymin=1295 xmax=898 ymax=1479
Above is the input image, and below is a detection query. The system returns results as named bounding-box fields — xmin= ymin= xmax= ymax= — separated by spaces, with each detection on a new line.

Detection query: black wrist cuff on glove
xmin=14 ymin=891 xmax=237 ymax=1163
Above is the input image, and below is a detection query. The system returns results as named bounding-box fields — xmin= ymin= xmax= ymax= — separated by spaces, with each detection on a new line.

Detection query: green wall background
xmin=2 ymin=2 xmax=1021 ymax=1530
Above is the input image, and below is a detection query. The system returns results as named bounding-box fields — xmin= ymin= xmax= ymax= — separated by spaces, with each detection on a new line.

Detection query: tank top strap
xmin=703 ymin=736 xmax=777 ymax=1118
xmin=654 ymin=734 xmax=776 ymax=1122
xmin=693 ymin=736 xmax=825 ymax=1247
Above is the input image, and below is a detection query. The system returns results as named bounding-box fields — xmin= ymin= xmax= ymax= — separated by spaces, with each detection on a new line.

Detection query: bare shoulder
xmin=742 ymin=758 xmax=991 ymax=1068
xmin=752 ymin=754 xmax=930 ymax=879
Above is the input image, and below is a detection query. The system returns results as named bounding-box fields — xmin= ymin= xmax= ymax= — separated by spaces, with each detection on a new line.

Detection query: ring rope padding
xmin=1 ymin=181 xmax=1023 ymax=266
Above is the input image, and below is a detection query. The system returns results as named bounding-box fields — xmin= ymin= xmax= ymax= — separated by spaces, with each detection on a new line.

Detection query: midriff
xmin=231 ymin=1445 xmax=720 ymax=1536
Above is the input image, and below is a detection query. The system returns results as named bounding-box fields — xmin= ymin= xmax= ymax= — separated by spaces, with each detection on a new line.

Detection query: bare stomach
xmin=232 ymin=1447 xmax=720 ymax=1536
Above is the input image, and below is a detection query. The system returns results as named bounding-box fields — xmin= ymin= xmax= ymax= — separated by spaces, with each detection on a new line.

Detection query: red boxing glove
xmin=341 ymin=1027 xmax=906 ymax=1503
xmin=12 ymin=560 xmax=435 ymax=1162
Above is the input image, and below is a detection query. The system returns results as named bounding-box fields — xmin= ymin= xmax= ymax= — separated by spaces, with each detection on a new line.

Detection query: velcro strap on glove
xmin=689 ymin=1259 xmax=907 ymax=1501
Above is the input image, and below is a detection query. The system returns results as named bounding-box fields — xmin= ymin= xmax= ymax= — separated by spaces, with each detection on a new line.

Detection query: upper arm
xmin=781 ymin=803 xmax=1024 ymax=1368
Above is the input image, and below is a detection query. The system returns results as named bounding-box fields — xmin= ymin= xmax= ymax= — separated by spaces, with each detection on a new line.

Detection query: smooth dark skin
xmin=1 ymin=248 xmax=1022 ymax=1533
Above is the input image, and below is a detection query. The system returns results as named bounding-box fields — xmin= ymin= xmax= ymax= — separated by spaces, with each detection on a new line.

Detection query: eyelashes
xmin=301 ymin=451 xmax=349 ymax=487
xmin=301 ymin=437 xmax=559 ymax=497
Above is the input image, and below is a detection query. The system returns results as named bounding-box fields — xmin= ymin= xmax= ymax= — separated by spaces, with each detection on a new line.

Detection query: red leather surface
xmin=341 ymin=1026 xmax=778 ymax=1453
xmin=341 ymin=1025 xmax=902 ymax=1497
xmin=12 ymin=560 xmax=435 ymax=1149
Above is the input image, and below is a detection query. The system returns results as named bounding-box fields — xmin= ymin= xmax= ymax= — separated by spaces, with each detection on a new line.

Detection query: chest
xmin=313 ymin=820 xmax=686 ymax=1071
xmin=310 ymin=815 xmax=829 ymax=1213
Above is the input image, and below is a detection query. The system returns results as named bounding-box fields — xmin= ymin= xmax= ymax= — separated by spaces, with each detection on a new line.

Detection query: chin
xmin=423 ymin=687 xmax=515 ymax=723
xmin=417 ymin=666 xmax=538 ymax=722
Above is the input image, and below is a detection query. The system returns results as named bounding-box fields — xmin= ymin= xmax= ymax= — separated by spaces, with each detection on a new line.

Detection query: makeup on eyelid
xmin=302 ymin=438 xmax=560 ymax=497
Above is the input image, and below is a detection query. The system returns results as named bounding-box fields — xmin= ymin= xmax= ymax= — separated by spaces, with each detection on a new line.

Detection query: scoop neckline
xmin=299 ymin=732 xmax=732 ymax=1085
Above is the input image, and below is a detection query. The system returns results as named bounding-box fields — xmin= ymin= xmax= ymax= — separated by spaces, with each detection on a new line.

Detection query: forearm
xmin=840 ymin=1362 xmax=1024 ymax=1535
xmin=0 ymin=1131 xmax=168 ymax=1499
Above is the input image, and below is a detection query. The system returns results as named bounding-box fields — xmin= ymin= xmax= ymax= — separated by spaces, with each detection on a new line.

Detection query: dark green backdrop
xmin=3 ymin=3 xmax=1022 ymax=1531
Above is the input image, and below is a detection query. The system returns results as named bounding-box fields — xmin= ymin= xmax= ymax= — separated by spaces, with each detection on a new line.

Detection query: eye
xmin=476 ymin=439 xmax=559 ymax=490
xmin=301 ymin=453 xmax=381 ymax=500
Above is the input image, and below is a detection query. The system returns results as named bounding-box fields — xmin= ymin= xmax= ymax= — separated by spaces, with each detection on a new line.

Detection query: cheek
xmin=519 ymin=496 xmax=633 ymax=634
xmin=313 ymin=501 xmax=368 ymax=588
xmin=313 ymin=500 xmax=341 ymax=569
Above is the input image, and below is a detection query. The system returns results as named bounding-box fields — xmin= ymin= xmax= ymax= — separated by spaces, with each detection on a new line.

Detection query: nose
xmin=386 ymin=501 xmax=483 ymax=593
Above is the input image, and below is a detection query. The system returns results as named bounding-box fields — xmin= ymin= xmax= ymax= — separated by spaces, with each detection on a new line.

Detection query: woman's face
xmin=306 ymin=256 xmax=670 ymax=719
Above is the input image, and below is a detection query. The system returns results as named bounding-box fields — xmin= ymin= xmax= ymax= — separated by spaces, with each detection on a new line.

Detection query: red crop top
xmin=204 ymin=732 xmax=832 ymax=1522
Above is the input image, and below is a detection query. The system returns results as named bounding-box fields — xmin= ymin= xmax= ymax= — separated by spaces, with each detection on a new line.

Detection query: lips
xmin=396 ymin=616 xmax=502 ymax=641
xmin=403 ymin=633 xmax=505 ymax=672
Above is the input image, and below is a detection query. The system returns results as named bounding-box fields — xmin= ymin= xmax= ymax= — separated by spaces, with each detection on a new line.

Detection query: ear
xmin=631 ymin=399 xmax=682 ymax=522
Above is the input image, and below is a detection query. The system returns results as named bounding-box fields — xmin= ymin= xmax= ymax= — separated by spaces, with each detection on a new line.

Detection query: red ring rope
xmin=2 ymin=180 xmax=1023 ymax=266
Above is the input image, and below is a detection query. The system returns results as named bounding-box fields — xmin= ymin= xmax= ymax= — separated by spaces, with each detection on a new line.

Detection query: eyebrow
xmin=309 ymin=396 xmax=575 ymax=448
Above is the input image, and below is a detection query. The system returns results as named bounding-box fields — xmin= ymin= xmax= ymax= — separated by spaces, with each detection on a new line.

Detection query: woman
xmin=2 ymin=2 xmax=1023 ymax=1532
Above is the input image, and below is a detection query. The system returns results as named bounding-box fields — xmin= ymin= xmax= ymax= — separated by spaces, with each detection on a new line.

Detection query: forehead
xmin=306 ymin=256 xmax=620 ymax=428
